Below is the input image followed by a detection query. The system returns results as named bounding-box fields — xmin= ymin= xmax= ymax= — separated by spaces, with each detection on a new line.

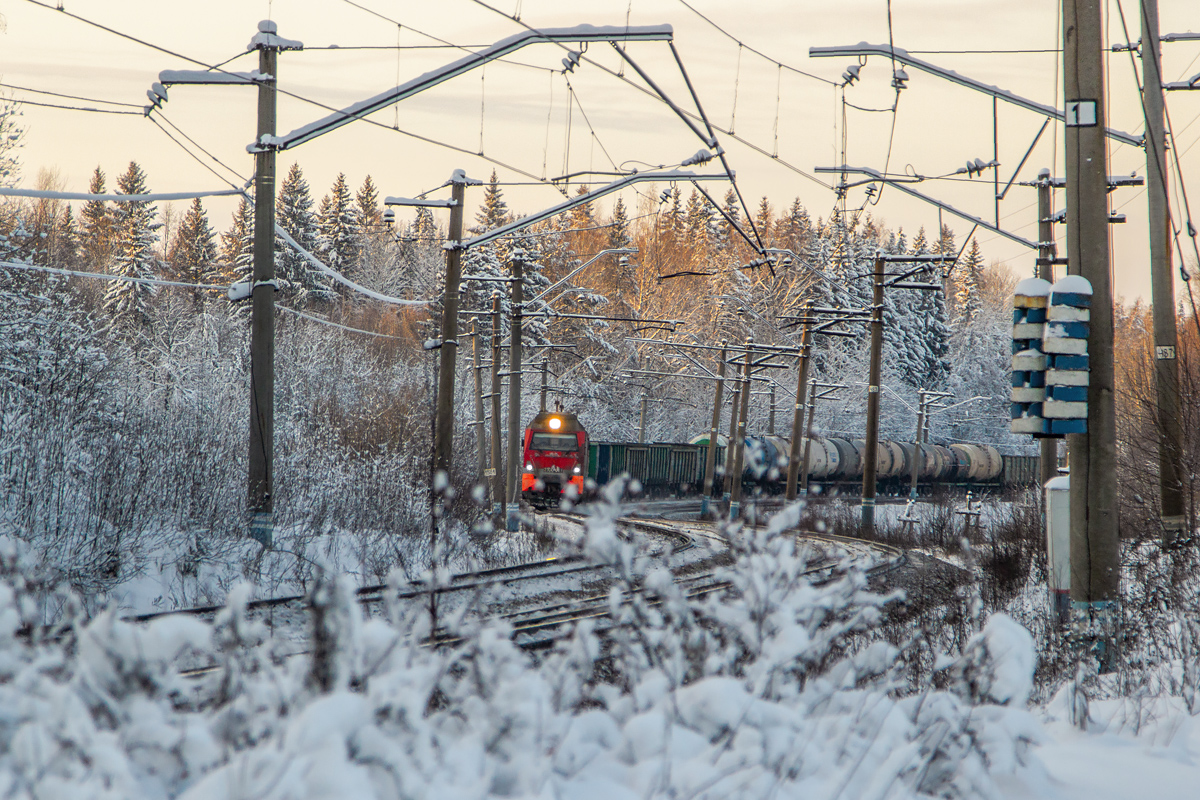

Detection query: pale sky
xmin=3 ymin=0 xmax=1200 ymax=303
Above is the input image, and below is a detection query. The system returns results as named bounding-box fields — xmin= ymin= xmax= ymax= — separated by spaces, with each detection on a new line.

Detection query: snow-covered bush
xmin=0 ymin=486 xmax=1045 ymax=799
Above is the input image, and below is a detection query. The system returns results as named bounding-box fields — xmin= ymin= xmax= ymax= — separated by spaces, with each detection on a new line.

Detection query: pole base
xmin=249 ymin=511 xmax=273 ymax=547
xmin=861 ymin=498 xmax=875 ymax=531
xmin=1070 ymin=599 xmax=1119 ymax=674
xmin=506 ymin=507 xmax=520 ymax=532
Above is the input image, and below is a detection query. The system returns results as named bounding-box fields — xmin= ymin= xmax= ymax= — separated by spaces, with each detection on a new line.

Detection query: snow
xmin=0 ymin=187 xmax=242 ymax=202
xmin=275 ymin=225 xmax=430 ymax=306
xmin=1052 ymin=275 xmax=1094 ymax=295
xmin=1015 ymin=277 xmax=1052 ymax=297
xmin=158 ymin=69 xmax=270 ymax=85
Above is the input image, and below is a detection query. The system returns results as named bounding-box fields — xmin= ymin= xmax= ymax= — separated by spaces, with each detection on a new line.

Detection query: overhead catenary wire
xmin=671 ymin=0 xmax=837 ymax=86
xmin=0 ymin=258 xmax=227 ymax=290
xmin=21 ymin=0 xmax=556 ymax=190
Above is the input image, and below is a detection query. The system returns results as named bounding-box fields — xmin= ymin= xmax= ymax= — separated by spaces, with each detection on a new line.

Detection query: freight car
xmin=586 ymin=435 xmax=1039 ymax=499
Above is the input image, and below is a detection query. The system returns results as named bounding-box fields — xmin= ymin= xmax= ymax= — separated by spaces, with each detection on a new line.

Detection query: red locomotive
xmin=520 ymin=409 xmax=588 ymax=506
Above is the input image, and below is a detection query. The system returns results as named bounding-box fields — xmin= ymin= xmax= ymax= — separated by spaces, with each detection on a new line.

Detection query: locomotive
xmin=520 ymin=409 xmax=589 ymax=506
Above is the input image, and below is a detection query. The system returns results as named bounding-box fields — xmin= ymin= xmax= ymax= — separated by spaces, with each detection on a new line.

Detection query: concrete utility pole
xmin=1142 ymin=0 xmax=1186 ymax=543
xmin=786 ymin=309 xmax=813 ymax=501
xmin=638 ymin=396 xmax=649 ymax=444
xmin=247 ymin=23 xmax=280 ymax=546
xmin=723 ymin=366 xmax=742 ymax=500
xmin=1063 ymin=0 xmax=1120 ymax=652
xmin=862 ymin=253 xmax=885 ymax=532
xmin=729 ymin=346 xmax=753 ymax=520
xmin=490 ymin=295 xmax=505 ymax=521
xmin=910 ymin=391 xmax=928 ymax=500
xmin=768 ymin=384 xmax=776 ymax=435
xmin=472 ymin=321 xmax=488 ymax=488
xmin=432 ymin=178 xmax=467 ymax=485
xmin=506 ymin=256 xmax=524 ymax=532
xmin=539 ymin=358 xmax=549 ymax=412
xmin=701 ymin=342 xmax=728 ymax=518
xmin=1037 ymin=171 xmax=1060 ymax=489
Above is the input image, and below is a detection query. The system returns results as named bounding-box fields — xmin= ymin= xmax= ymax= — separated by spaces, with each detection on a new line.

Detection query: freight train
xmin=522 ymin=412 xmax=1040 ymax=505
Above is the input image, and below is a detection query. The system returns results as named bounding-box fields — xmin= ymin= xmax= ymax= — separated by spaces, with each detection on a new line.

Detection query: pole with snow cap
xmin=247 ymin=21 xmax=283 ymax=546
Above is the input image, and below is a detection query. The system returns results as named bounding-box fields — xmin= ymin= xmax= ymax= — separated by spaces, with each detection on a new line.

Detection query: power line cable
xmin=0 ymin=82 xmax=141 ymax=108
xmin=8 ymin=97 xmax=141 ymax=115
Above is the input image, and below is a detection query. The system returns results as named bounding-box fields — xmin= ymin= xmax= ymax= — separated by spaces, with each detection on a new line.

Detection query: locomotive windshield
xmin=531 ymin=433 xmax=578 ymax=452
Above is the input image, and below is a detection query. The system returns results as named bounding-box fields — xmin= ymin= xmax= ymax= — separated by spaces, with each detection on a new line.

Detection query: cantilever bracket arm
xmin=809 ymin=43 xmax=1142 ymax=147
xmin=815 ymin=165 xmax=1040 ymax=250
xmin=461 ymin=169 xmax=727 ymax=250
xmin=268 ymin=24 xmax=674 ymax=150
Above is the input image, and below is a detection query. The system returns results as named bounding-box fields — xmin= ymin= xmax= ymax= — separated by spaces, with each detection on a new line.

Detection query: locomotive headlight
xmin=548 ymin=417 xmax=562 ymax=430
xmin=525 ymin=463 xmax=533 ymax=471
xmin=573 ymin=466 xmax=581 ymax=474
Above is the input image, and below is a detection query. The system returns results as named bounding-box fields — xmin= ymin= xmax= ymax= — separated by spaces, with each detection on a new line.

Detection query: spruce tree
xmin=317 ymin=173 xmax=359 ymax=276
xmin=755 ymin=196 xmax=773 ymax=247
xmin=608 ymin=196 xmax=632 ymax=249
xmin=277 ymin=162 xmax=332 ymax=304
xmin=221 ymin=197 xmax=255 ymax=315
xmin=956 ymin=239 xmax=984 ymax=324
xmin=473 ymin=169 xmax=510 ymax=233
xmin=169 ymin=197 xmax=218 ymax=305
xmin=356 ymin=175 xmax=382 ymax=230
xmin=103 ymin=161 xmax=159 ymax=331
xmin=80 ymin=166 xmax=113 ymax=271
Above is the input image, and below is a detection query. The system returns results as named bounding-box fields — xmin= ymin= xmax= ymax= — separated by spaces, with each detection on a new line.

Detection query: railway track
xmin=149 ymin=513 xmax=910 ymax=679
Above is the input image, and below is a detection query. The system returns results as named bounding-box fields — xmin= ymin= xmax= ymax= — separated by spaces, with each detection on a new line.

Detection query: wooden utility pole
xmin=1142 ymin=0 xmax=1186 ymax=543
xmin=432 ymin=178 xmax=467 ymax=484
xmin=1037 ymin=171 xmax=1060 ymax=489
xmin=472 ymin=321 xmax=488 ymax=487
xmin=1063 ymin=0 xmax=1120 ymax=651
xmin=247 ymin=24 xmax=280 ymax=547
xmin=490 ymin=295 xmax=505 ymax=521
xmin=729 ymin=346 xmax=753 ymax=520
xmin=505 ymin=256 xmax=524 ymax=531
xmin=861 ymin=253 xmax=885 ymax=532
xmin=786 ymin=308 xmax=813 ymax=500
xmin=701 ymin=342 xmax=727 ymax=517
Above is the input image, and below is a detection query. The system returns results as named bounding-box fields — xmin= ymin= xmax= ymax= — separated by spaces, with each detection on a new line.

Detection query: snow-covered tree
xmin=103 ymin=162 xmax=160 ymax=332
xmin=473 ymin=169 xmax=511 ymax=234
xmin=608 ymin=196 xmax=631 ymax=250
xmin=317 ymin=172 xmax=359 ymax=278
xmin=956 ymin=238 xmax=984 ymax=324
xmin=220 ymin=196 xmax=255 ymax=313
xmin=168 ymin=198 xmax=218 ymax=305
xmin=79 ymin=166 xmax=114 ymax=271
xmin=277 ymin=162 xmax=333 ymax=304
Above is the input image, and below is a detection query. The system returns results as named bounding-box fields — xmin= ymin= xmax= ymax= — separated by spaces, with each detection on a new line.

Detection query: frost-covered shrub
xmin=0 ymin=487 xmax=1045 ymax=799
